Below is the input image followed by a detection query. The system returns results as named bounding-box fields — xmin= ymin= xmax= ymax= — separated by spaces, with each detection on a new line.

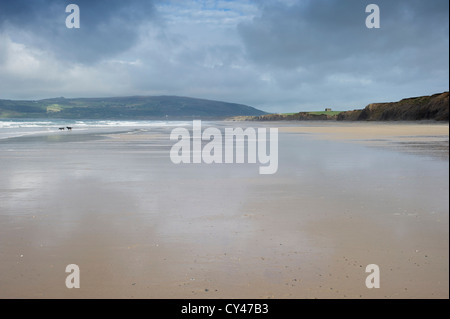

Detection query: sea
xmin=0 ymin=119 xmax=192 ymax=140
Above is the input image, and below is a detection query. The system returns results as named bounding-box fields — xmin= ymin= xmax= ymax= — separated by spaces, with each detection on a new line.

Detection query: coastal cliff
xmin=229 ymin=92 xmax=449 ymax=122
xmin=337 ymin=92 xmax=449 ymax=121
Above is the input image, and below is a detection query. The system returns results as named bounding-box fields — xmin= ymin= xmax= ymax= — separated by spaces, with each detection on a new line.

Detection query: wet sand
xmin=279 ymin=122 xmax=449 ymax=158
xmin=0 ymin=122 xmax=448 ymax=298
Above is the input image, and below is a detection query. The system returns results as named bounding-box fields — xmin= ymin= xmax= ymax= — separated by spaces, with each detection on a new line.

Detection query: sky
xmin=0 ymin=0 xmax=448 ymax=113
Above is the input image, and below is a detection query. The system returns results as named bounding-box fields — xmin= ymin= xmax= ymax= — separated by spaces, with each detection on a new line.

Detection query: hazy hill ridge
xmin=0 ymin=96 xmax=266 ymax=119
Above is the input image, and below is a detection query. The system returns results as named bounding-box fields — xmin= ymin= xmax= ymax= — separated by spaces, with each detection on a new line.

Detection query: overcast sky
xmin=0 ymin=0 xmax=448 ymax=112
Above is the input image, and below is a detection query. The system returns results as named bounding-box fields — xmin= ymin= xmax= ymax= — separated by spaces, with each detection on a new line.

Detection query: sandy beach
xmin=0 ymin=121 xmax=448 ymax=299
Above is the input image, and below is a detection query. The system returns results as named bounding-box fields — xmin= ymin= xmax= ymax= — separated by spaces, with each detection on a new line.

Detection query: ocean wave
xmin=0 ymin=119 xmax=192 ymax=140
xmin=0 ymin=120 xmax=191 ymax=129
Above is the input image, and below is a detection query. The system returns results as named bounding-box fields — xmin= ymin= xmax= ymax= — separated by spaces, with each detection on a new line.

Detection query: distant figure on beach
xmin=59 ymin=127 xmax=65 ymax=130
xmin=66 ymin=127 xmax=72 ymax=131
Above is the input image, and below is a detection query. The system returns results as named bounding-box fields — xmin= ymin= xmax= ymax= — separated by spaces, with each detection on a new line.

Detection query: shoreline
xmin=0 ymin=121 xmax=448 ymax=298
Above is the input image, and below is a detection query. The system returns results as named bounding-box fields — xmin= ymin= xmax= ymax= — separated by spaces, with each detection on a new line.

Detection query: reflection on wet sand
xmin=0 ymin=122 xmax=448 ymax=298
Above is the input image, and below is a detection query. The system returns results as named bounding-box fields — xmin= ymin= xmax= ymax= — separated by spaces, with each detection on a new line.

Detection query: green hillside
xmin=0 ymin=96 xmax=266 ymax=119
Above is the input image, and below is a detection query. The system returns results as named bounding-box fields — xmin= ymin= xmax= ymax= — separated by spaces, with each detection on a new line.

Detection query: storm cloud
xmin=0 ymin=0 xmax=157 ymax=63
xmin=0 ymin=0 xmax=448 ymax=112
xmin=238 ymin=0 xmax=449 ymax=108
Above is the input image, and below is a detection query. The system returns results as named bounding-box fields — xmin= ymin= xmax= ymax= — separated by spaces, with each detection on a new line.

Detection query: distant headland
xmin=0 ymin=95 xmax=266 ymax=120
xmin=1 ymin=92 xmax=448 ymax=121
xmin=229 ymin=92 xmax=449 ymax=122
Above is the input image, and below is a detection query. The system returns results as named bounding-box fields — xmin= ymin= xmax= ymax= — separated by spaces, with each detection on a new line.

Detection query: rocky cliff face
xmin=337 ymin=92 xmax=449 ymax=121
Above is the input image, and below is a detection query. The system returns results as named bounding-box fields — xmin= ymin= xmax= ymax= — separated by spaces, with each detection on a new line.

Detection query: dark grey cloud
xmin=0 ymin=0 xmax=157 ymax=63
xmin=237 ymin=0 xmax=449 ymax=107
xmin=239 ymin=0 xmax=448 ymax=69
xmin=0 ymin=0 xmax=448 ymax=112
